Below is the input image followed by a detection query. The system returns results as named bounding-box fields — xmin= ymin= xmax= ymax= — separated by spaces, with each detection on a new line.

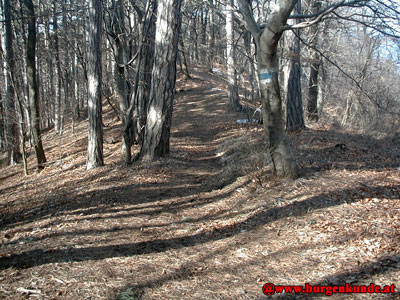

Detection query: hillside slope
xmin=0 ymin=69 xmax=399 ymax=299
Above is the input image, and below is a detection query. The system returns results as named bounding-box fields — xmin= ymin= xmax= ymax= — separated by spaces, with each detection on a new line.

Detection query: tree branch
xmin=236 ymin=0 xmax=260 ymax=38
xmin=294 ymin=30 xmax=400 ymax=116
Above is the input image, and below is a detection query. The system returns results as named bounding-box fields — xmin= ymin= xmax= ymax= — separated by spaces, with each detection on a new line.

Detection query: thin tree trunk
xmin=23 ymin=0 xmax=47 ymax=169
xmin=285 ymin=0 xmax=304 ymax=130
xmin=307 ymin=0 xmax=321 ymax=122
xmin=53 ymin=1 xmax=63 ymax=134
xmin=226 ymin=0 xmax=242 ymax=112
xmin=201 ymin=6 xmax=207 ymax=64
xmin=207 ymin=0 xmax=215 ymax=72
xmin=16 ymin=92 xmax=28 ymax=175
xmin=86 ymin=0 xmax=104 ymax=170
xmin=109 ymin=0 xmax=133 ymax=164
xmin=3 ymin=0 xmax=20 ymax=165
xmin=139 ymin=0 xmax=182 ymax=160
xmin=179 ymin=38 xmax=192 ymax=79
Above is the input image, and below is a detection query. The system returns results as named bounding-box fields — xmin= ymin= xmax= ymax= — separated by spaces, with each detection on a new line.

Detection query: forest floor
xmin=0 ymin=68 xmax=399 ymax=300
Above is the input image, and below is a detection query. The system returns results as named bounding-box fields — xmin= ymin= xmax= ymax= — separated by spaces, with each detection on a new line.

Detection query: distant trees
xmin=0 ymin=0 xmax=398 ymax=177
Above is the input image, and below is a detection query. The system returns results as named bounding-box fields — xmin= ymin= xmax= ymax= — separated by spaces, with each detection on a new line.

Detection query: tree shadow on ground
xmin=289 ymin=128 xmax=400 ymax=177
xmin=259 ymin=253 xmax=400 ymax=299
xmin=1 ymin=182 xmax=397 ymax=270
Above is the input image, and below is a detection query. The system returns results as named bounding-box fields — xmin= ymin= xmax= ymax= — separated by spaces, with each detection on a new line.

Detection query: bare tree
xmin=133 ymin=0 xmax=158 ymax=145
xmin=238 ymin=0 xmax=299 ymax=178
xmin=107 ymin=0 xmax=134 ymax=164
xmin=306 ymin=0 xmax=322 ymax=122
xmin=285 ymin=0 xmax=305 ymax=130
xmin=139 ymin=0 xmax=182 ymax=160
xmin=86 ymin=0 xmax=104 ymax=170
xmin=226 ymin=0 xmax=242 ymax=112
xmin=237 ymin=0 xmax=400 ymax=177
xmin=23 ymin=0 xmax=46 ymax=170
xmin=53 ymin=0 xmax=63 ymax=134
xmin=2 ymin=0 xmax=20 ymax=165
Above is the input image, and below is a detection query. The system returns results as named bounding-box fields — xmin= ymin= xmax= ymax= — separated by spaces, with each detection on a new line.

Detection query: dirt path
xmin=0 ymin=69 xmax=252 ymax=299
xmin=0 ymin=69 xmax=399 ymax=300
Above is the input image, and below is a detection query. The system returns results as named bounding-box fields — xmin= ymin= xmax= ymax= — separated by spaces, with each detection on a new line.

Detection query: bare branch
xmin=236 ymin=0 xmax=260 ymax=38
xmin=294 ymin=30 xmax=400 ymax=116
xmin=332 ymin=11 xmax=400 ymax=38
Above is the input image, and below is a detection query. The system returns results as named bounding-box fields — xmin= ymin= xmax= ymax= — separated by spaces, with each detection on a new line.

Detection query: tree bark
xmin=86 ymin=0 xmax=104 ymax=170
xmin=238 ymin=0 xmax=298 ymax=178
xmin=207 ymin=0 xmax=215 ymax=72
xmin=226 ymin=0 xmax=242 ymax=112
xmin=109 ymin=0 xmax=133 ymax=164
xmin=200 ymin=5 xmax=208 ymax=64
xmin=179 ymin=38 xmax=192 ymax=79
xmin=3 ymin=0 xmax=20 ymax=165
xmin=23 ymin=0 xmax=47 ymax=169
xmin=134 ymin=0 xmax=157 ymax=146
xmin=53 ymin=1 xmax=63 ymax=134
xmin=139 ymin=0 xmax=182 ymax=161
xmin=285 ymin=0 xmax=305 ymax=130
xmin=306 ymin=0 xmax=321 ymax=122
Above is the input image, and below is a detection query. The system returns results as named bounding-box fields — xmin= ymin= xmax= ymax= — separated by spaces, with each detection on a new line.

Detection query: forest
xmin=0 ymin=0 xmax=399 ymax=299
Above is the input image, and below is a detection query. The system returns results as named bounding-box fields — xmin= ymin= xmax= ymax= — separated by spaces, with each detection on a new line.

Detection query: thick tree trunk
xmin=139 ymin=0 xmax=182 ymax=161
xmin=226 ymin=0 xmax=242 ymax=112
xmin=285 ymin=0 xmax=305 ymax=130
xmin=252 ymin=0 xmax=298 ymax=178
xmin=3 ymin=0 xmax=20 ymax=165
xmin=86 ymin=0 xmax=104 ymax=170
xmin=24 ymin=0 xmax=47 ymax=169
xmin=134 ymin=0 xmax=157 ymax=146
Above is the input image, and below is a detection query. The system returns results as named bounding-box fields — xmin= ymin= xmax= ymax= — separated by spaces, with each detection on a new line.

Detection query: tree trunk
xmin=86 ymin=0 xmax=104 ymax=170
xmin=285 ymin=0 xmax=304 ymax=130
xmin=53 ymin=1 xmax=63 ymax=134
xmin=226 ymin=0 xmax=242 ymax=112
xmin=179 ymin=38 xmax=192 ymax=79
xmin=306 ymin=0 xmax=321 ymax=122
xmin=200 ymin=6 xmax=208 ymax=64
xmin=3 ymin=0 xmax=20 ymax=165
xmin=134 ymin=0 xmax=157 ymax=146
xmin=139 ymin=0 xmax=182 ymax=161
xmin=109 ymin=0 xmax=133 ymax=164
xmin=239 ymin=0 xmax=298 ymax=178
xmin=307 ymin=57 xmax=320 ymax=122
xmin=207 ymin=0 xmax=215 ymax=72
xmin=24 ymin=0 xmax=47 ymax=169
